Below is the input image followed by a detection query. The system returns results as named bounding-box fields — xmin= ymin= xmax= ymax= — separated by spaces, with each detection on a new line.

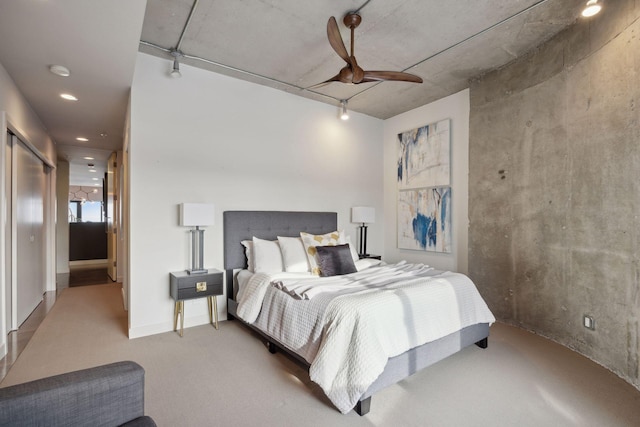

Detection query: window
xmin=82 ymin=201 xmax=103 ymax=222
xmin=69 ymin=201 xmax=103 ymax=223
xmin=69 ymin=201 xmax=79 ymax=222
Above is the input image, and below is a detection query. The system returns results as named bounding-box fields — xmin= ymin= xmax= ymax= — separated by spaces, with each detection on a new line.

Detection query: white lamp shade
xmin=180 ymin=203 xmax=215 ymax=227
xmin=351 ymin=206 xmax=375 ymax=224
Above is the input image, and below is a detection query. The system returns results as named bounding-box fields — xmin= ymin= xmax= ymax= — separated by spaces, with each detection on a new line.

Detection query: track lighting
xmin=582 ymin=0 xmax=601 ymax=17
xmin=170 ymin=50 xmax=183 ymax=78
xmin=340 ymin=100 xmax=349 ymax=120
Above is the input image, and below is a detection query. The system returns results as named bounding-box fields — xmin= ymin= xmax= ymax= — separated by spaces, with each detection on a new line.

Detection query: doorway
xmin=62 ymin=150 xmax=119 ymax=288
xmin=65 ymin=184 xmax=110 ymax=287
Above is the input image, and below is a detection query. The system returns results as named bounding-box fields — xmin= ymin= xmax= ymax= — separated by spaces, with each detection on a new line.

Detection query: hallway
xmin=57 ymin=266 xmax=112 ymax=288
xmin=0 ymin=266 xmax=117 ymax=381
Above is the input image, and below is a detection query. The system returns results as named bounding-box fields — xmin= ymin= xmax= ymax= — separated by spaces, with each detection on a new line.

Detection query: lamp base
xmin=186 ymin=268 xmax=207 ymax=275
xmin=358 ymin=224 xmax=369 ymax=258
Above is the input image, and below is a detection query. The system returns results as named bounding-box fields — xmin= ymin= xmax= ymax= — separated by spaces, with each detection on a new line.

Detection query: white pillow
xmin=355 ymin=258 xmax=382 ymax=271
xmin=252 ymin=237 xmax=284 ymax=273
xmin=300 ymin=231 xmax=342 ymax=275
xmin=241 ymin=240 xmax=254 ymax=272
xmin=341 ymin=233 xmax=360 ymax=264
xmin=277 ymin=236 xmax=310 ymax=273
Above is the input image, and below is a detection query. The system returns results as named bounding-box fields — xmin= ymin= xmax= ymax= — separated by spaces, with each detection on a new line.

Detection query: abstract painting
xmin=398 ymin=187 xmax=452 ymax=253
xmin=397 ymin=119 xmax=450 ymax=190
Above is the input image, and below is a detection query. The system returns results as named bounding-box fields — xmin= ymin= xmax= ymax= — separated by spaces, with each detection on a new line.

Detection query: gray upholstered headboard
xmin=223 ymin=211 xmax=337 ymax=299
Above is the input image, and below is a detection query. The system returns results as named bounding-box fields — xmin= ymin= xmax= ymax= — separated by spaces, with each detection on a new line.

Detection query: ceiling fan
xmin=314 ymin=13 xmax=423 ymax=86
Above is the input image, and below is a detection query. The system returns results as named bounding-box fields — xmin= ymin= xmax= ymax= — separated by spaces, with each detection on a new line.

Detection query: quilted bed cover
xmin=236 ymin=261 xmax=496 ymax=413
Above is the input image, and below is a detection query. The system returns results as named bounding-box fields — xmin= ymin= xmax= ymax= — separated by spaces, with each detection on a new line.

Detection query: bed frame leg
xmin=267 ymin=341 xmax=277 ymax=354
xmin=475 ymin=337 xmax=488 ymax=349
xmin=355 ymin=397 xmax=371 ymax=416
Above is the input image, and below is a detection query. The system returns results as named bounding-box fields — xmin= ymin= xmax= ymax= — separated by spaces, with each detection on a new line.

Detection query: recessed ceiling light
xmin=76 ymin=137 xmax=89 ymax=142
xmin=582 ymin=0 xmax=602 ymax=17
xmin=89 ymin=169 xmax=97 ymax=173
xmin=83 ymin=156 xmax=94 ymax=160
xmin=94 ymin=184 xmax=100 ymax=187
xmin=93 ymin=189 xmax=99 ymax=192
xmin=100 ymin=132 xmax=108 ymax=138
xmin=49 ymin=65 xmax=70 ymax=77
xmin=92 ymin=177 xmax=99 ymax=181
xmin=60 ymin=93 xmax=78 ymax=101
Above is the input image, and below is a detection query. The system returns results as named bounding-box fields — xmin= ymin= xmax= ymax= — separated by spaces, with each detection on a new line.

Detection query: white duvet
xmin=236 ymin=261 xmax=495 ymax=414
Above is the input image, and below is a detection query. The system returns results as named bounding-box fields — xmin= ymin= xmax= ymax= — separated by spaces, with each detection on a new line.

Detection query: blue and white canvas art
xmin=398 ymin=187 xmax=452 ymax=253
xmin=397 ymin=119 xmax=450 ymax=190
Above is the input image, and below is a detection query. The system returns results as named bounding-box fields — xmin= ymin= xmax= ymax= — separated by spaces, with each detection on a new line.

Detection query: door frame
xmin=106 ymin=151 xmax=117 ymax=281
xmin=2 ymin=122 xmax=14 ymax=350
xmin=0 ymin=114 xmax=55 ymax=357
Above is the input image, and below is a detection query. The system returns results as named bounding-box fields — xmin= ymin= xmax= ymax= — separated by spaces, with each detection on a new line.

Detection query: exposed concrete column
xmin=469 ymin=0 xmax=640 ymax=391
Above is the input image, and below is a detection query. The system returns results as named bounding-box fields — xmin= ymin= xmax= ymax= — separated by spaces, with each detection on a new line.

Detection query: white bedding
xmin=273 ymin=262 xmax=437 ymax=300
xmin=235 ymin=261 xmax=495 ymax=414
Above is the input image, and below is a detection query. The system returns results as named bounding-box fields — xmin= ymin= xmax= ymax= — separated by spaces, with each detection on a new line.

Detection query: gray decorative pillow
xmin=316 ymin=244 xmax=357 ymax=277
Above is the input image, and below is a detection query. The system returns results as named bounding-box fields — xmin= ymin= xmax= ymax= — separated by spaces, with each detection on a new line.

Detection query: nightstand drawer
xmin=170 ymin=269 xmax=223 ymax=301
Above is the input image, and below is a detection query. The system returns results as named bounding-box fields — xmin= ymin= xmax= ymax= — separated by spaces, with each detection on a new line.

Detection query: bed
xmin=223 ymin=210 xmax=494 ymax=415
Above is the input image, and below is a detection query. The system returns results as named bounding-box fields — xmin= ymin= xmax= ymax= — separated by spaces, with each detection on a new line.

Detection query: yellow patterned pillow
xmin=300 ymin=231 xmax=341 ymax=275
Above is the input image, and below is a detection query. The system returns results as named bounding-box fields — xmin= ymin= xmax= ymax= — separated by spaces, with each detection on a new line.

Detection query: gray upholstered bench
xmin=0 ymin=361 xmax=156 ymax=427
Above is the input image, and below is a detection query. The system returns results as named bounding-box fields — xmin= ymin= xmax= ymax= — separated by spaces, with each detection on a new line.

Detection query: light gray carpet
xmin=2 ymin=284 xmax=640 ymax=426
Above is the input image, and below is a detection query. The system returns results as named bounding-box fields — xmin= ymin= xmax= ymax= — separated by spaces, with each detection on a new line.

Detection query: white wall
xmin=122 ymin=97 xmax=131 ymax=314
xmin=0 ymin=65 xmax=56 ymax=166
xmin=55 ymin=160 xmax=69 ymax=274
xmin=129 ymin=53 xmax=383 ymax=338
xmin=383 ymin=89 xmax=470 ymax=273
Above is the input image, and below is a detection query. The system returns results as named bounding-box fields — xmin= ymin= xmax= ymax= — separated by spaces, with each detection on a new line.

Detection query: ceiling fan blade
xmin=307 ymin=73 xmax=341 ymax=89
xmin=327 ymin=16 xmax=350 ymax=64
xmin=362 ymin=70 xmax=423 ymax=83
xmin=350 ymin=56 xmax=364 ymax=83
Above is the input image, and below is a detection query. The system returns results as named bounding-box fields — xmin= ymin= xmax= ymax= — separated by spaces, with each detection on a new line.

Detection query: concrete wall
xmin=383 ymin=89 xmax=470 ymax=273
xmin=469 ymin=1 xmax=640 ymax=389
xmin=129 ymin=53 xmax=383 ymax=338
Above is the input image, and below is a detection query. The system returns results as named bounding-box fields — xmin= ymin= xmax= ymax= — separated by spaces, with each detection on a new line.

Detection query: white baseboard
xmin=128 ymin=314 xmax=226 ymax=339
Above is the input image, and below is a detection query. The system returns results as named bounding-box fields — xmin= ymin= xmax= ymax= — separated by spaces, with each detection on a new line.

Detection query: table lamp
xmin=180 ymin=203 xmax=214 ymax=274
xmin=351 ymin=206 xmax=375 ymax=257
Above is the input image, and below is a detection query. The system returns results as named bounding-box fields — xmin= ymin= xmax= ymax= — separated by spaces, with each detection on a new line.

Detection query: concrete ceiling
xmin=0 ymin=0 xmax=590 ymax=184
xmin=140 ymin=0 xmax=588 ymax=119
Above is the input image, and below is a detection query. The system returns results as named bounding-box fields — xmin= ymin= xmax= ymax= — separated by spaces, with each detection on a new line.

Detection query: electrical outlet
xmin=196 ymin=282 xmax=207 ymax=292
xmin=583 ymin=315 xmax=595 ymax=331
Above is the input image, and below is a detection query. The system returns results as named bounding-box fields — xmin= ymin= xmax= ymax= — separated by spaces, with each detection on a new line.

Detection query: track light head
xmin=170 ymin=50 xmax=183 ymax=78
xmin=340 ymin=100 xmax=349 ymax=120
xmin=171 ymin=59 xmax=181 ymax=78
